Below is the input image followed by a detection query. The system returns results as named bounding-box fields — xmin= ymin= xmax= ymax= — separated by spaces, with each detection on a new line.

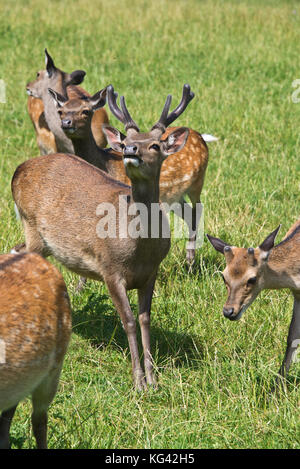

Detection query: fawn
xmin=0 ymin=253 xmax=71 ymax=449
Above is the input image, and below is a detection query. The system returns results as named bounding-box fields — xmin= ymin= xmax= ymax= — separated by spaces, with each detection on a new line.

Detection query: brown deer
xmin=12 ymin=85 xmax=193 ymax=390
xmin=207 ymin=219 xmax=300 ymax=381
xmin=49 ymin=84 xmax=210 ymax=263
xmin=26 ymin=49 xmax=109 ymax=155
xmin=0 ymin=253 xmax=71 ymax=449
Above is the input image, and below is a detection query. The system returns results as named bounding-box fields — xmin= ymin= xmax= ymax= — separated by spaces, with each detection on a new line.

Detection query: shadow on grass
xmin=72 ymin=292 xmax=205 ymax=370
xmin=10 ymin=435 xmax=27 ymax=449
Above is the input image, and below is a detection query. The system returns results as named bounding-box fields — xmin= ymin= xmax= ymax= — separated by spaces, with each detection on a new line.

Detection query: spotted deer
xmin=49 ymin=84 xmax=210 ymax=263
xmin=0 ymin=253 xmax=71 ymax=449
xmin=12 ymin=85 xmax=193 ymax=390
xmin=26 ymin=49 xmax=109 ymax=155
xmin=207 ymin=219 xmax=300 ymax=381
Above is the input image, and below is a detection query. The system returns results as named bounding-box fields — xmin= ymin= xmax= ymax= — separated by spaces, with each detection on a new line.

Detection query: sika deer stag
xmin=0 ymin=253 xmax=71 ymax=449
xmin=207 ymin=219 xmax=300 ymax=382
xmin=12 ymin=85 xmax=192 ymax=389
xmin=26 ymin=49 xmax=109 ymax=154
xmin=49 ymin=84 xmax=209 ymax=263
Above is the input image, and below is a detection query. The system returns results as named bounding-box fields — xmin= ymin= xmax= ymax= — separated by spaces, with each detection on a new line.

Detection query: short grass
xmin=0 ymin=0 xmax=299 ymax=449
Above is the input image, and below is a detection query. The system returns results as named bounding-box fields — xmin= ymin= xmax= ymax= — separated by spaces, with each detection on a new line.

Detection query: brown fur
xmin=0 ymin=253 xmax=71 ymax=449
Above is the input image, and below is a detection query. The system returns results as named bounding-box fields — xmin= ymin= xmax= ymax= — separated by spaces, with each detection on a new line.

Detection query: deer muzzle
xmin=124 ymin=145 xmax=138 ymax=156
xmin=123 ymin=146 xmax=142 ymax=168
xmin=61 ymin=119 xmax=75 ymax=134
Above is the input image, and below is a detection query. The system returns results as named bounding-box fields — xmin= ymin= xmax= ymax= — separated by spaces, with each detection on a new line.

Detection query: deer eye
xmin=247 ymin=277 xmax=257 ymax=286
xmin=36 ymin=72 xmax=40 ymax=78
xmin=150 ymin=144 xmax=160 ymax=151
xmin=81 ymin=109 xmax=89 ymax=116
xmin=57 ymin=109 xmax=63 ymax=116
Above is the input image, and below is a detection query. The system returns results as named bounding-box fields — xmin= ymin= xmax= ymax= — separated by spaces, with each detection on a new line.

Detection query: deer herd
xmin=0 ymin=50 xmax=299 ymax=449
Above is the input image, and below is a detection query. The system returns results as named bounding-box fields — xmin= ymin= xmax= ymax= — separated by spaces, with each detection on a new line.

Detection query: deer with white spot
xmin=0 ymin=253 xmax=71 ymax=449
xmin=12 ymin=85 xmax=193 ymax=390
xmin=207 ymin=219 xmax=300 ymax=381
xmin=49 ymin=84 xmax=211 ymax=264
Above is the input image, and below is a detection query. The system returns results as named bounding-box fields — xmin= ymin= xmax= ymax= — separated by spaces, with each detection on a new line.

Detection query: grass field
xmin=0 ymin=0 xmax=299 ymax=449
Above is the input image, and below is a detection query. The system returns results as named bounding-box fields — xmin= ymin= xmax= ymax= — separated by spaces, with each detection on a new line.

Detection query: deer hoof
xmin=186 ymin=249 xmax=195 ymax=264
xmin=134 ymin=373 xmax=147 ymax=391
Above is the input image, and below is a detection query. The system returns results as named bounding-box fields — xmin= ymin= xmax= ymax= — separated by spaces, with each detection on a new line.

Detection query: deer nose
xmin=124 ymin=145 xmax=138 ymax=156
xmin=61 ymin=119 xmax=72 ymax=129
xmin=223 ymin=307 xmax=235 ymax=319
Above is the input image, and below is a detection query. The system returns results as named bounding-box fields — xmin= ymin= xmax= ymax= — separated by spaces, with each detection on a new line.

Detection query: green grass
xmin=0 ymin=0 xmax=299 ymax=449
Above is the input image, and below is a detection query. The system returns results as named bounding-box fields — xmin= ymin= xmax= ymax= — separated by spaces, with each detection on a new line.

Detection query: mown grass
xmin=0 ymin=0 xmax=299 ymax=449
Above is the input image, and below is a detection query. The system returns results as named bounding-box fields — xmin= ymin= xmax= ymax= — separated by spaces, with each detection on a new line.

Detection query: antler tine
xmin=164 ymin=84 xmax=195 ymax=127
xmin=120 ymin=96 xmax=140 ymax=132
xmin=151 ymin=95 xmax=172 ymax=133
xmin=107 ymin=85 xmax=125 ymax=124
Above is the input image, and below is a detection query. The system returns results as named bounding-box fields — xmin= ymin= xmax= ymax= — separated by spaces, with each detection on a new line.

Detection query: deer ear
xmin=161 ymin=127 xmax=189 ymax=158
xmin=48 ymin=88 xmax=67 ymax=108
xmin=102 ymin=125 xmax=126 ymax=152
xmin=45 ymin=49 xmax=56 ymax=78
xmin=89 ymin=88 xmax=107 ymax=111
xmin=67 ymin=70 xmax=86 ymax=86
xmin=259 ymin=225 xmax=281 ymax=258
xmin=206 ymin=234 xmax=231 ymax=254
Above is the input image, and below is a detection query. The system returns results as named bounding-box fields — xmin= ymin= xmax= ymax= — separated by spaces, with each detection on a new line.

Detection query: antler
xmin=107 ymin=85 xmax=140 ymax=133
xmin=151 ymin=84 xmax=195 ymax=133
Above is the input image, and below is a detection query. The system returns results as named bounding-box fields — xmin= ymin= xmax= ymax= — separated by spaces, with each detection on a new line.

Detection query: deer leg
xmin=187 ymin=202 xmax=199 ymax=265
xmin=0 ymin=405 xmax=18 ymax=449
xmin=31 ymin=408 xmax=48 ymax=449
xmin=11 ymin=206 xmax=45 ymax=255
xmin=31 ymin=366 xmax=63 ymax=449
xmin=278 ymin=293 xmax=300 ymax=379
xmin=138 ymin=274 xmax=157 ymax=387
xmin=76 ymin=276 xmax=87 ymax=292
xmin=177 ymin=196 xmax=202 ymax=265
xmin=20 ymin=219 xmax=47 ymax=256
xmin=106 ymin=278 xmax=146 ymax=390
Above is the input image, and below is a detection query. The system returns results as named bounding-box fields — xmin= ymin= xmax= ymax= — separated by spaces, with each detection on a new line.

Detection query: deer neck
xmin=42 ymin=90 xmax=74 ymax=154
xmin=263 ymin=240 xmax=300 ymax=291
xmin=70 ymin=127 xmax=108 ymax=172
xmin=131 ymin=171 xmax=160 ymax=207
xmin=129 ymin=170 xmax=163 ymax=240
